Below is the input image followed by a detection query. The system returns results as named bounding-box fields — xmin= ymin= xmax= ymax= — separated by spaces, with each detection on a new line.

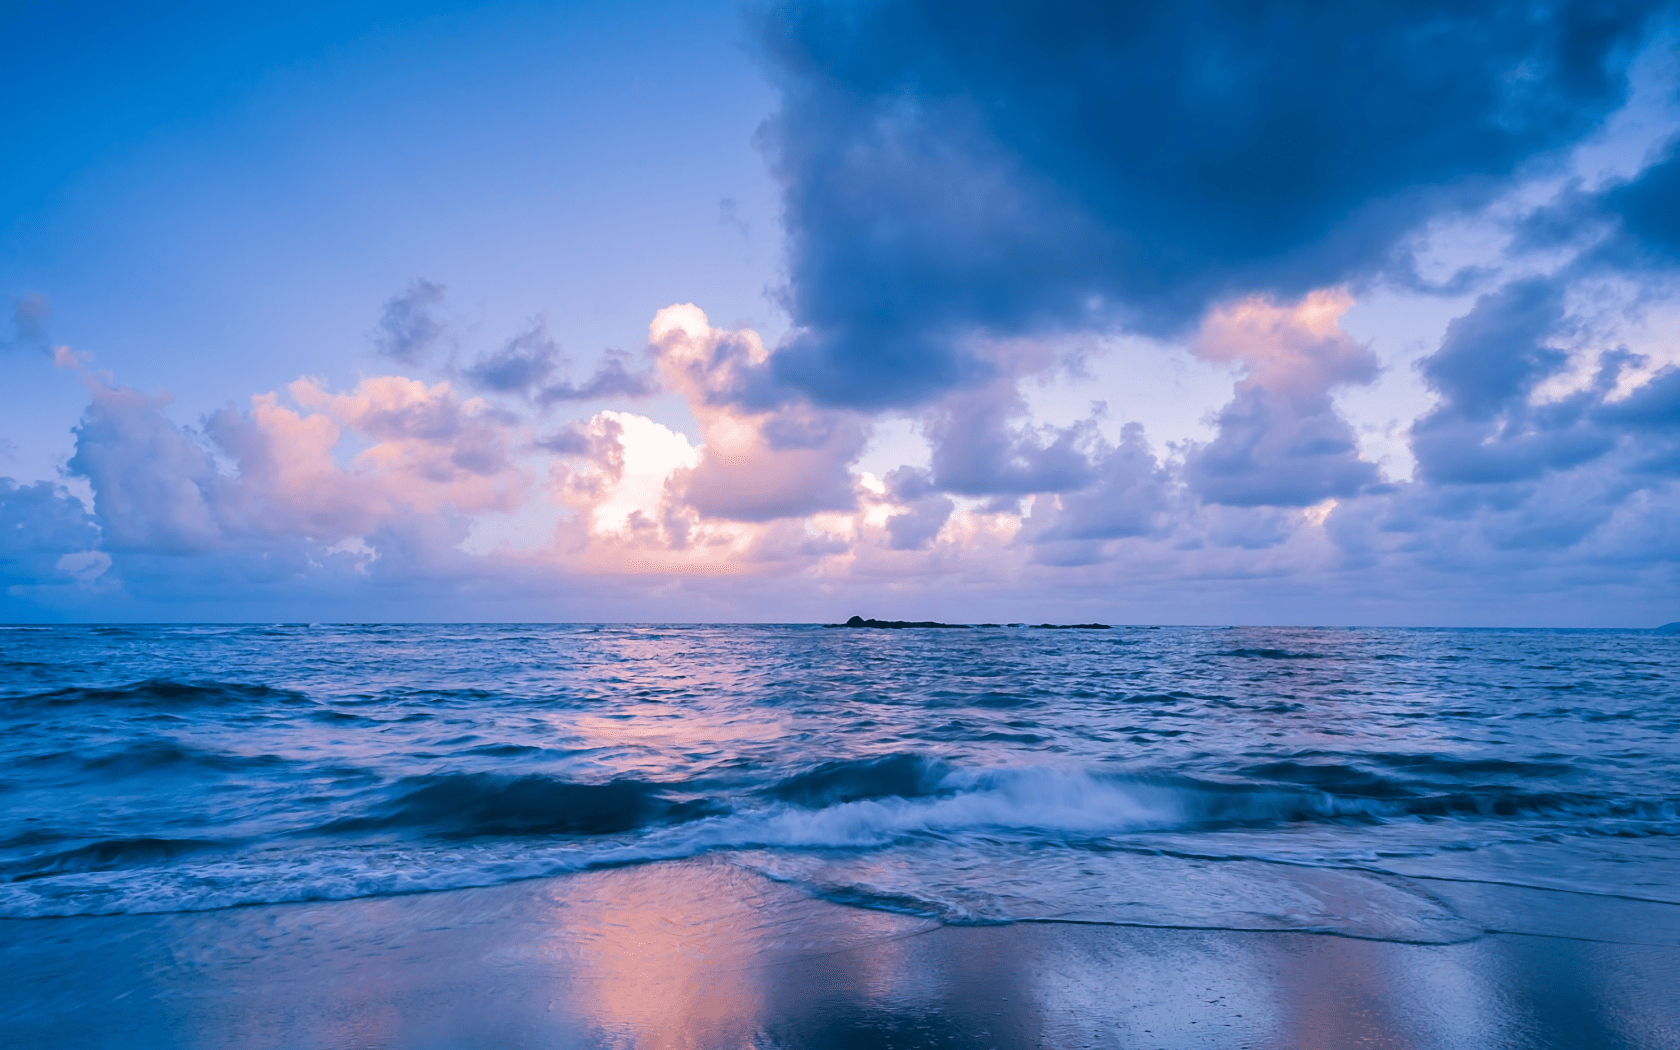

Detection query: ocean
xmin=4 ymin=622 xmax=1677 ymax=947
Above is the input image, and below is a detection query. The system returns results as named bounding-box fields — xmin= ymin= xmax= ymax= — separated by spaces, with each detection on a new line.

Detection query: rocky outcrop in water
xmin=835 ymin=616 xmax=969 ymax=629
xmin=829 ymin=616 xmax=1112 ymax=630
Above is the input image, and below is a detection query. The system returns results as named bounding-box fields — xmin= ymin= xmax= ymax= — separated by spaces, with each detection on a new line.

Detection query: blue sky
xmin=4 ymin=0 xmax=1679 ymax=624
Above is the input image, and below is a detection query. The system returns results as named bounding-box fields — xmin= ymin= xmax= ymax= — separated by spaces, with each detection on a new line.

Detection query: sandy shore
xmin=3 ymin=858 xmax=1678 ymax=1049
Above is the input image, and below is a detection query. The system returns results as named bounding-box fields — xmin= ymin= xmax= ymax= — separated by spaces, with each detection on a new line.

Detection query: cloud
xmin=66 ymin=382 xmax=229 ymax=553
xmin=1602 ymin=135 xmax=1680 ymax=264
xmin=1596 ymin=363 xmax=1680 ymax=476
xmin=371 ymin=279 xmax=448 ymax=365
xmin=463 ymin=320 xmax=657 ymax=405
xmin=0 ymin=479 xmax=105 ymax=588
xmin=718 ymin=197 xmax=751 ymax=239
xmin=2 ymin=293 xmax=52 ymax=355
xmin=880 ymin=467 xmax=954 ymax=550
xmin=1027 ymin=423 xmax=1173 ymax=547
xmin=38 ymin=303 xmax=884 ymax=612
xmin=463 ymin=322 xmax=561 ymax=392
xmin=650 ymin=304 xmax=869 ymax=522
xmin=1409 ymin=276 xmax=1617 ymax=485
xmin=551 ymin=409 xmax=697 ymax=542
xmin=1184 ymin=290 xmax=1381 ymax=506
xmin=755 ymin=0 xmax=1664 ymax=410
xmin=925 ymin=378 xmax=1100 ymax=497
xmin=17 ymin=246 xmax=1679 ymax=623
xmin=537 ymin=352 xmax=657 ymax=404
xmin=63 ymin=369 xmax=527 ymax=561
xmin=286 ymin=376 xmax=521 ymax=488
xmin=1322 ymin=268 xmax=1680 ymax=584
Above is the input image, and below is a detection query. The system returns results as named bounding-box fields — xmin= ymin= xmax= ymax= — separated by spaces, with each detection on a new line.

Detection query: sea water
xmin=2 ymin=624 xmax=1676 ymax=944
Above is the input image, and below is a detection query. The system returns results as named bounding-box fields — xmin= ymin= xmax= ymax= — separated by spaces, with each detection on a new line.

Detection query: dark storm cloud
xmin=756 ymin=0 xmax=1662 ymax=409
xmin=1602 ymin=136 xmax=1680 ymax=263
xmin=372 ymin=279 xmax=447 ymax=365
xmin=1506 ymin=133 xmax=1680 ymax=271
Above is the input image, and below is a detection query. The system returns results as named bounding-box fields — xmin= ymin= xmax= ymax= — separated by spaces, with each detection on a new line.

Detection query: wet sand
xmin=3 ymin=858 xmax=1678 ymax=1049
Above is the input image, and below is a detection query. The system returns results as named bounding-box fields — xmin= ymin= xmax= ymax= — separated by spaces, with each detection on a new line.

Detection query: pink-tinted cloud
xmin=1185 ymin=290 xmax=1382 ymax=507
xmin=67 ymin=370 xmax=527 ymax=556
xmin=651 ymin=305 xmax=869 ymax=523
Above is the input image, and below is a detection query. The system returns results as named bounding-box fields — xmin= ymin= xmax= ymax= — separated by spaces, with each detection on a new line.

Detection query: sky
xmin=3 ymin=0 xmax=1679 ymax=625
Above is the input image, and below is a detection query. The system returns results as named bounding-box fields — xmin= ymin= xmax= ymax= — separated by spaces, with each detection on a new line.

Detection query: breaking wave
xmin=3 ymin=758 xmax=1674 ymax=919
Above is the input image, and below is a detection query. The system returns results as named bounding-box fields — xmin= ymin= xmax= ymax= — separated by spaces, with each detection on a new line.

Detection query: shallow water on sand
xmin=4 ymin=859 xmax=1678 ymax=1050
xmin=2 ymin=623 xmax=1677 ymax=943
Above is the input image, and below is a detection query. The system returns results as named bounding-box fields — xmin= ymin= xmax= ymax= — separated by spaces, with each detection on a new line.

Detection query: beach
xmin=5 ymin=857 xmax=1678 ymax=1049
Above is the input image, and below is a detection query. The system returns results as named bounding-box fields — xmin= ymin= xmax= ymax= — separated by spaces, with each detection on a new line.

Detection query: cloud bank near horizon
xmin=3 ymin=0 xmax=1679 ymax=624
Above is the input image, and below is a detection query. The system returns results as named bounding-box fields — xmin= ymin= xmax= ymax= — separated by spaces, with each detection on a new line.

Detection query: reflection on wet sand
xmin=531 ymin=863 xmax=924 ymax=1048
xmin=1 ymin=859 xmax=1676 ymax=1049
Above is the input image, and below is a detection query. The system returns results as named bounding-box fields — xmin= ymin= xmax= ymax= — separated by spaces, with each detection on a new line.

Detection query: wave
xmin=3 ymin=759 xmax=1675 ymax=919
xmin=13 ymin=740 xmax=291 ymax=779
xmin=733 ymin=767 xmax=1508 ymax=847
xmin=764 ymin=754 xmax=951 ymax=807
xmin=278 ymin=765 xmax=1402 ymax=859
xmin=320 ymin=773 xmax=727 ymax=839
xmin=3 ymin=838 xmax=220 ymax=881
xmin=85 ymin=741 xmax=286 ymax=776
xmin=1232 ymin=752 xmax=1644 ymax=818
xmin=4 ymin=679 xmax=313 ymax=709
xmin=1363 ymin=752 xmax=1578 ymax=779
xmin=736 ymin=764 xmax=1680 ymax=848
xmin=1249 ymin=749 xmax=1578 ymax=784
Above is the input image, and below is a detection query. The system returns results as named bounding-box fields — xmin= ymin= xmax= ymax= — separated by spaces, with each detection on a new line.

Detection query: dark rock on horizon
xmin=829 ymin=616 xmax=1112 ymax=630
xmin=837 ymin=616 xmax=971 ymax=629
